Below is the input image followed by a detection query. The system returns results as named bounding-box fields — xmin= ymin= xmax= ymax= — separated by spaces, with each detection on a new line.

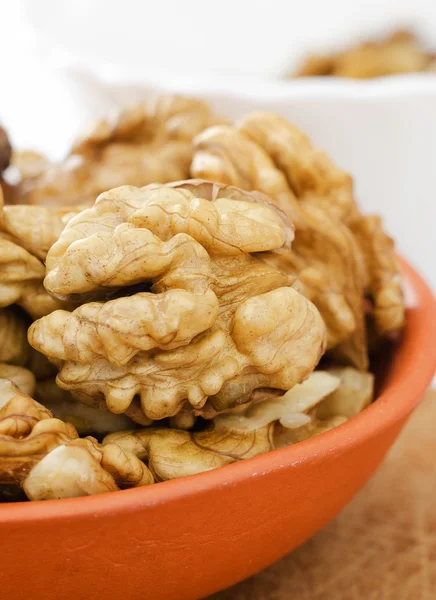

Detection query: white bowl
xmin=18 ymin=0 xmax=436 ymax=77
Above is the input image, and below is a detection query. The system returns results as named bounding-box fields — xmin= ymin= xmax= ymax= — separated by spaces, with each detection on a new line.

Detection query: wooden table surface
xmin=211 ymin=388 xmax=436 ymax=600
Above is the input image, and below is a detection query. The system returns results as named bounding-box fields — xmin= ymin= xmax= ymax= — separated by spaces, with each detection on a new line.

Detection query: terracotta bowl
xmin=1 ymin=257 xmax=435 ymax=600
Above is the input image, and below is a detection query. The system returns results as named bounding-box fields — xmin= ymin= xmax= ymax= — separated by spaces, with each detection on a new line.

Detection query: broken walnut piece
xmin=316 ymin=366 xmax=374 ymax=420
xmin=0 ymin=378 xmax=153 ymax=500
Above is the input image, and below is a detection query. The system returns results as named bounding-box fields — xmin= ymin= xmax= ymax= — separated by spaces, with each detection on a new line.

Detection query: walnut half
xmin=30 ymin=180 xmax=326 ymax=422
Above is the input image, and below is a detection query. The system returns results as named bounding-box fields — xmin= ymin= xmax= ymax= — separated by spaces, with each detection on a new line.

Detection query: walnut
xmin=36 ymin=379 xmax=136 ymax=436
xmin=192 ymin=114 xmax=405 ymax=367
xmin=0 ymin=125 xmax=12 ymax=173
xmin=350 ymin=215 xmax=405 ymax=335
xmin=316 ymin=366 xmax=374 ymax=419
xmin=25 ymin=437 xmax=154 ymax=499
xmin=0 ymin=365 xmax=35 ymax=396
xmin=19 ymin=96 xmax=228 ymax=207
xmin=30 ymin=181 xmax=326 ymax=421
xmin=237 ymin=113 xmax=359 ymax=224
xmin=0 ymin=199 xmax=84 ymax=260
xmin=274 ymin=414 xmax=348 ymax=447
xmin=103 ymin=371 xmax=339 ymax=481
xmin=71 ymin=96 xmax=229 ymax=154
xmin=191 ymin=124 xmax=368 ymax=368
xmin=295 ymin=29 xmax=434 ymax=79
xmin=0 ymin=377 xmax=52 ymax=440
xmin=0 ymin=307 xmax=29 ymax=365
xmin=0 ymin=190 xmax=77 ymax=318
xmin=0 ymin=236 xmax=65 ymax=319
xmin=0 ymin=236 xmax=44 ymax=307
xmin=0 ymin=378 xmax=153 ymax=499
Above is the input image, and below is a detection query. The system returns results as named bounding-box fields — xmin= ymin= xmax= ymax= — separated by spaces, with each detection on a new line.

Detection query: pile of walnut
xmin=294 ymin=29 xmax=436 ymax=79
xmin=0 ymin=95 xmax=403 ymax=502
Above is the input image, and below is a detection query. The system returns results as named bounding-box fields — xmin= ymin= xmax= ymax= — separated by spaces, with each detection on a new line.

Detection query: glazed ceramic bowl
xmin=0 ymin=258 xmax=435 ymax=600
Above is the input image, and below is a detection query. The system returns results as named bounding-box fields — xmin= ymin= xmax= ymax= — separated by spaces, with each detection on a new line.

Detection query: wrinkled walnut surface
xmin=0 ymin=96 xmax=402 ymax=502
xmin=191 ymin=122 xmax=367 ymax=368
xmin=0 ymin=378 xmax=153 ymax=500
xmin=0 ymin=200 xmax=84 ymax=260
xmin=30 ymin=180 xmax=325 ymax=421
xmin=0 ymin=188 xmax=78 ymax=318
xmin=103 ymin=371 xmax=343 ymax=481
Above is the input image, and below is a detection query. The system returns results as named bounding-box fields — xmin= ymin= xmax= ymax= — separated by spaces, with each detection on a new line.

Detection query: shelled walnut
xmin=0 ymin=188 xmax=79 ymax=318
xmin=29 ymin=180 xmax=326 ymax=422
xmin=0 ymin=378 xmax=153 ymax=500
xmin=12 ymin=96 xmax=228 ymax=207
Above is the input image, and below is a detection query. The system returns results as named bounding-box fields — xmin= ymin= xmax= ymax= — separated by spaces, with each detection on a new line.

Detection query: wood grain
xmin=211 ymin=388 xmax=436 ymax=600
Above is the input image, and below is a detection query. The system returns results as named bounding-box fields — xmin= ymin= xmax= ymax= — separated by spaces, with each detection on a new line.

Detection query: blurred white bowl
xmin=19 ymin=0 xmax=436 ymax=77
